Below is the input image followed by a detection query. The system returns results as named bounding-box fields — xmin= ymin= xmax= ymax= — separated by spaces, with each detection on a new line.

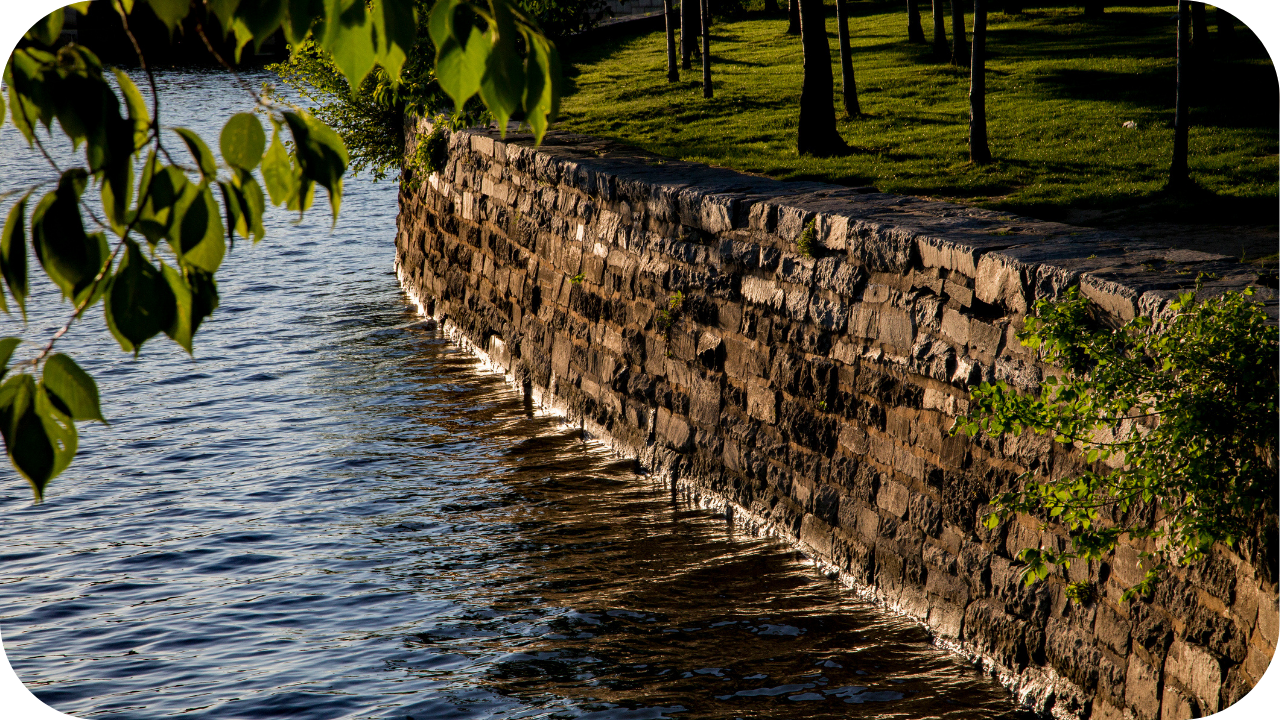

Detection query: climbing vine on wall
xmin=954 ymin=283 xmax=1278 ymax=601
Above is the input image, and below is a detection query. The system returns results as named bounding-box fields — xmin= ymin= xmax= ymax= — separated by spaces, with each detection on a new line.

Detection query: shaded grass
xmin=556 ymin=2 xmax=1277 ymax=234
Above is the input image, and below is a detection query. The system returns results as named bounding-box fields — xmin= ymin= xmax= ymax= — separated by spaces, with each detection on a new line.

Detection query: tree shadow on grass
xmin=1031 ymin=62 xmax=1278 ymax=130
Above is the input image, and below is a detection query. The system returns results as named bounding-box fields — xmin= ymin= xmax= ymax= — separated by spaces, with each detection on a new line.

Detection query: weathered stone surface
xmin=396 ymin=120 xmax=1277 ymax=720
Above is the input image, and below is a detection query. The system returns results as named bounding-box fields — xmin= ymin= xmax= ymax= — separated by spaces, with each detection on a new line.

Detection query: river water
xmin=0 ymin=70 xmax=1026 ymax=720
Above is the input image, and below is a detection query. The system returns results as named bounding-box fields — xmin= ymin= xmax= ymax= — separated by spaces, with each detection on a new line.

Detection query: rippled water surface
xmin=0 ymin=71 xmax=1026 ymax=720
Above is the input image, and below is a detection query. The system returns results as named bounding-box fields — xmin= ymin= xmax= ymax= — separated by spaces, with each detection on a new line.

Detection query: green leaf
xmin=31 ymin=170 xmax=109 ymax=300
xmin=478 ymin=0 xmax=525 ymax=132
xmin=1 ymin=191 xmax=31 ymax=317
xmin=160 ymin=262 xmax=195 ymax=353
xmin=260 ymin=125 xmax=298 ymax=206
xmin=142 ymin=0 xmax=195 ymax=36
xmin=0 ymin=374 xmax=77 ymax=502
xmin=103 ymin=240 xmax=176 ymax=355
xmin=283 ymin=0 xmax=325 ymax=45
xmin=282 ymin=110 xmax=347 ymax=220
xmin=372 ymin=0 xmax=414 ymax=81
xmin=42 ymin=354 xmax=104 ymax=423
xmin=234 ymin=0 xmax=287 ymax=51
xmin=5 ymin=50 xmax=54 ymax=144
xmin=174 ymin=127 xmax=219 ymax=180
xmin=24 ymin=10 xmax=64 ymax=46
xmin=206 ymin=0 xmax=243 ymax=31
xmin=175 ymin=184 xmax=227 ymax=273
xmin=161 ymin=264 xmax=219 ymax=353
xmin=219 ymin=113 xmax=266 ymax=170
xmin=431 ymin=0 xmax=488 ymax=112
xmin=236 ymin=172 xmax=266 ymax=242
xmin=112 ymin=68 xmax=151 ymax=146
xmin=0 ymin=338 xmax=20 ymax=380
xmin=324 ymin=0 xmax=377 ymax=91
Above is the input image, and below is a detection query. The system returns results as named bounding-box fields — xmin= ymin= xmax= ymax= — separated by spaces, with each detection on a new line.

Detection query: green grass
xmin=556 ymin=2 xmax=1277 ymax=233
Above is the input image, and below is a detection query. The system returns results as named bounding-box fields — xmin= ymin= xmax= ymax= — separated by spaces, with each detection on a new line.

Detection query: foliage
xmin=954 ymin=284 xmax=1278 ymax=601
xmin=554 ymin=8 xmax=1277 ymax=238
xmin=655 ymin=290 xmax=684 ymax=333
xmin=1 ymin=0 xmax=560 ymax=501
xmin=797 ymin=218 xmax=816 ymax=257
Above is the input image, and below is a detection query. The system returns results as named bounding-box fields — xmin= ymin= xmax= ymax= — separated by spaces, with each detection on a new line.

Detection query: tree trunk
xmin=931 ymin=0 xmax=949 ymax=59
xmin=681 ymin=0 xmax=698 ymax=69
xmin=1170 ymin=0 xmax=1190 ymax=188
xmin=1217 ymin=7 xmax=1236 ymax=43
xmin=951 ymin=0 xmax=969 ymax=66
xmin=701 ymin=0 xmax=712 ymax=98
xmin=664 ymin=0 xmax=679 ymax=82
xmin=969 ymin=0 xmax=991 ymax=164
xmin=1190 ymin=2 xmax=1208 ymax=49
xmin=836 ymin=0 xmax=860 ymax=116
xmin=907 ymin=0 xmax=927 ymax=43
xmin=797 ymin=0 xmax=847 ymax=156
xmin=764 ymin=0 xmax=778 ymax=13
xmin=1083 ymin=1 xmax=1104 ymax=18
xmin=788 ymin=0 xmax=801 ymax=34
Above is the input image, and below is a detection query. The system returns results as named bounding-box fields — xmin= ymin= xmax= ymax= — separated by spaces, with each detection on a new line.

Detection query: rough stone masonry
xmin=394 ymin=118 xmax=1278 ymax=720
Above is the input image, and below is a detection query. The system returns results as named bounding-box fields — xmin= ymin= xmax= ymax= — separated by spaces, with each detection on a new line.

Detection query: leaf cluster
xmin=956 ymin=283 xmax=1278 ymax=601
xmin=1 ymin=2 xmax=350 ymax=500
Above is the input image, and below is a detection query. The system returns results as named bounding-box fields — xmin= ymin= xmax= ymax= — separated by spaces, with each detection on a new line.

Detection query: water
xmin=0 ymin=70 xmax=1025 ymax=719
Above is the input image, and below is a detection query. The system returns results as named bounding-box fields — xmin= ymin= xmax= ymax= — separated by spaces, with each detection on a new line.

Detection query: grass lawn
xmin=555 ymin=1 xmax=1278 ymax=260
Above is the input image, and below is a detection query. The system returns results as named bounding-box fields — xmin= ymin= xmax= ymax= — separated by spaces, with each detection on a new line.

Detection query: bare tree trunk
xmin=1170 ymin=0 xmax=1190 ymax=188
xmin=797 ymin=0 xmax=847 ymax=156
xmin=664 ymin=0 xmax=679 ymax=82
xmin=1217 ymin=6 xmax=1236 ymax=43
xmin=969 ymin=0 xmax=991 ymax=164
xmin=681 ymin=0 xmax=698 ymax=69
xmin=1083 ymin=1 xmax=1104 ymax=17
xmin=701 ymin=0 xmax=712 ymax=98
xmin=836 ymin=0 xmax=860 ymax=116
xmin=931 ymin=0 xmax=949 ymax=59
xmin=951 ymin=0 xmax=969 ymax=66
xmin=907 ymin=0 xmax=927 ymax=43
xmin=788 ymin=0 xmax=801 ymax=34
xmin=1190 ymin=2 xmax=1209 ymax=49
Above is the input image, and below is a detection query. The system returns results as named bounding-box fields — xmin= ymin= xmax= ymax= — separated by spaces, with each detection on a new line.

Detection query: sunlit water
xmin=0 ymin=70 xmax=1026 ymax=720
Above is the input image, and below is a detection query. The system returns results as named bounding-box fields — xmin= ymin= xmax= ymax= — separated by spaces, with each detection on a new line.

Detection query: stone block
xmin=551 ymin=335 xmax=573 ymax=379
xmin=1095 ymin=602 xmax=1133 ymax=656
xmin=940 ymin=307 xmax=970 ymax=346
xmin=747 ymin=377 xmax=778 ymax=424
xmin=878 ymin=307 xmax=916 ymax=352
xmin=800 ymin=513 xmax=834 ymax=559
xmin=1125 ymin=653 xmax=1162 ymax=720
xmin=1164 ymin=639 xmax=1222 ymax=714
xmin=974 ymin=252 xmax=1029 ymax=313
xmin=969 ymin=318 xmax=1003 ymax=357
xmin=741 ymin=276 xmax=785 ymax=310
xmin=1160 ymin=683 xmax=1197 ymax=720
xmin=944 ymin=279 xmax=974 ymax=308
xmin=655 ymin=407 xmax=692 ymax=451
xmin=876 ymin=479 xmax=910 ymax=518
xmin=855 ymin=505 xmax=880 ymax=541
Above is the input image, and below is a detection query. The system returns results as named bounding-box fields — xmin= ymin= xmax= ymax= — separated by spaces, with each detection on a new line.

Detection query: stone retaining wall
xmin=393 ymin=119 xmax=1278 ymax=720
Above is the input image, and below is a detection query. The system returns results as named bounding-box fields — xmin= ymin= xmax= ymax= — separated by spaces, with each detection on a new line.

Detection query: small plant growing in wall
xmin=570 ymin=272 xmax=585 ymax=284
xmin=797 ymin=219 xmax=818 ymax=258
xmin=409 ymin=122 xmax=451 ymax=180
xmin=656 ymin=291 xmax=685 ymax=335
xmin=955 ymin=282 xmax=1278 ymax=602
xmin=1064 ymin=580 xmax=1096 ymax=606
